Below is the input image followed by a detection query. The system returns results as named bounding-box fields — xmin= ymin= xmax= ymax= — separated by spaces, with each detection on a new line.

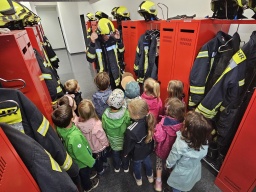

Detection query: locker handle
xmin=163 ymin=28 xmax=174 ymax=32
xmin=27 ymin=42 xmax=31 ymax=47
xmin=22 ymin=47 xmax=27 ymax=55
xmin=180 ymin=29 xmax=194 ymax=33
xmin=123 ymin=26 xmax=128 ymax=28
xmin=130 ymin=26 xmax=136 ymax=29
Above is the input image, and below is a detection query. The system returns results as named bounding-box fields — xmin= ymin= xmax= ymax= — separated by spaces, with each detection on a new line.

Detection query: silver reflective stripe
xmin=106 ymin=44 xmax=117 ymax=51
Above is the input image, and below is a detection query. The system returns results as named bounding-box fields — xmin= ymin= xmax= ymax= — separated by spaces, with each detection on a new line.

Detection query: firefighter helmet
xmin=95 ymin=11 xmax=109 ymax=20
xmin=0 ymin=0 xmax=15 ymax=15
xmin=86 ymin=13 xmax=96 ymax=21
xmin=138 ymin=1 xmax=158 ymax=21
xmin=97 ymin=18 xmax=115 ymax=35
xmin=111 ymin=7 xmax=119 ymax=19
xmin=116 ymin=6 xmax=130 ymax=20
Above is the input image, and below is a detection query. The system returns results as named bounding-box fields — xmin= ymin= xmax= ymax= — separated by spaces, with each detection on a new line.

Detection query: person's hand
xmin=90 ymin=32 xmax=98 ymax=43
xmin=114 ymin=29 xmax=120 ymax=40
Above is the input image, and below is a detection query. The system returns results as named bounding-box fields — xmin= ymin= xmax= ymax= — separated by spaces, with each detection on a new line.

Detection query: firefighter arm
xmin=86 ymin=42 xmax=96 ymax=63
xmin=134 ymin=41 xmax=141 ymax=77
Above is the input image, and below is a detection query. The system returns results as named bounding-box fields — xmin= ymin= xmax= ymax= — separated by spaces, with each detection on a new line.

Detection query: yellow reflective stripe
xmin=45 ymin=150 xmax=62 ymax=172
xmin=239 ymin=79 xmax=245 ymax=86
xmin=136 ymin=46 xmax=139 ymax=53
xmin=196 ymin=102 xmax=222 ymax=119
xmin=206 ymin=57 xmax=214 ymax=83
xmin=144 ymin=47 xmax=149 ymax=74
xmin=57 ymin=80 xmax=61 ymax=85
xmin=87 ymin=52 xmax=96 ymax=59
xmin=37 ymin=116 xmax=49 ymax=136
xmin=115 ymin=78 xmax=120 ymax=86
xmin=42 ymin=73 xmax=52 ymax=80
xmin=137 ymin=77 xmax=144 ymax=83
xmin=188 ymin=100 xmax=197 ymax=107
xmin=50 ymin=55 xmax=58 ymax=62
xmin=134 ymin=65 xmax=139 ymax=70
xmin=196 ymin=51 xmax=208 ymax=58
xmin=113 ymin=47 xmax=119 ymax=63
xmin=96 ymin=52 xmax=104 ymax=72
xmin=190 ymin=86 xmax=205 ymax=94
xmin=233 ymin=49 xmax=246 ymax=64
xmin=220 ymin=106 xmax=225 ymax=112
xmin=119 ymin=46 xmax=124 ymax=53
xmin=61 ymin=153 xmax=73 ymax=171
xmin=57 ymin=86 xmax=62 ymax=93
xmin=0 ymin=107 xmax=22 ymax=124
xmin=52 ymin=100 xmax=58 ymax=105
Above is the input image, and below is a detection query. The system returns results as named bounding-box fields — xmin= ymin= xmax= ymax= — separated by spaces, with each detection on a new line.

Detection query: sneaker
xmin=123 ymin=167 xmax=129 ymax=173
xmin=133 ymin=173 xmax=142 ymax=186
xmin=154 ymin=180 xmax=162 ymax=191
xmin=84 ymin=178 xmax=99 ymax=192
xmin=90 ymin=171 xmax=97 ymax=179
xmin=98 ymin=168 xmax=105 ymax=176
xmin=147 ymin=174 xmax=154 ymax=183
xmin=114 ymin=168 xmax=120 ymax=173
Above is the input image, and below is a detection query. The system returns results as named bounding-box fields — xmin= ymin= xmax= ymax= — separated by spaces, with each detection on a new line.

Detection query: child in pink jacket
xmin=141 ymin=78 xmax=162 ymax=122
xmin=76 ymin=99 xmax=109 ymax=175
xmin=153 ymin=98 xmax=185 ymax=192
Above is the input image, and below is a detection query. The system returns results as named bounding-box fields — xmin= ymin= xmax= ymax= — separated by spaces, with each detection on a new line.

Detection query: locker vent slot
xmin=27 ymin=42 xmax=31 ymax=47
xmin=180 ymin=29 xmax=194 ymax=33
xmin=0 ymin=156 xmax=7 ymax=182
xmin=123 ymin=26 xmax=128 ymax=28
xmin=163 ymin=28 xmax=174 ymax=32
xmin=22 ymin=47 xmax=27 ymax=55
xmin=130 ymin=26 xmax=136 ymax=29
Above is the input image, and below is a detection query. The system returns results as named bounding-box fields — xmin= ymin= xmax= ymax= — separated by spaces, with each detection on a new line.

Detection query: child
xmin=166 ymin=80 xmax=184 ymax=101
xmin=166 ymin=111 xmax=212 ymax=192
xmin=58 ymin=95 xmax=79 ymax=124
xmin=92 ymin=72 xmax=112 ymax=119
xmin=76 ymin=99 xmax=109 ymax=175
xmin=102 ymin=88 xmax=130 ymax=173
xmin=123 ymin=99 xmax=155 ymax=186
xmin=141 ymin=77 xmax=162 ymax=121
xmin=51 ymin=104 xmax=99 ymax=192
xmin=121 ymin=72 xmax=141 ymax=105
xmin=153 ymin=98 xmax=185 ymax=192
xmin=64 ymin=79 xmax=83 ymax=115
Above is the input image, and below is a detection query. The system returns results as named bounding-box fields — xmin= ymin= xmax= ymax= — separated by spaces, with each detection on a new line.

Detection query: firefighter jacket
xmin=134 ymin=31 xmax=158 ymax=83
xmin=0 ymin=89 xmax=79 ymax=178
xmin=0 ymin=123 xmax=77 ymax=192
xmin=34 ymin=49 xmax=64 ymax=102
xmin=43 ymin=36 xmax=60 ymax=69
xmin=196 ymin=31 xmax=256 ymax=120
xmin=86 ymin=28 xmax=92 ymax=47
xmin=189 ymin=31 xmax=236 ymax=108
xmin=86 ymin=36 xmax=124 ymax=87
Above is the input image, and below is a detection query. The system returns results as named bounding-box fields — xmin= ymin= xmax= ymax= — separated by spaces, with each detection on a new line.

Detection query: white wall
xmin=36 ymin=6 xmax=65 ymax=49
xmin=78 ymin=1 xmax=95 ymax=16
xmin=57 ymin=2 xmax=85 ymax=54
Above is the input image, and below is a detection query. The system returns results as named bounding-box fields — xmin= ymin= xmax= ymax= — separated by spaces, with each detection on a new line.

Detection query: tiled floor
xmin=55 ymin=49 xmax=222 ymax=192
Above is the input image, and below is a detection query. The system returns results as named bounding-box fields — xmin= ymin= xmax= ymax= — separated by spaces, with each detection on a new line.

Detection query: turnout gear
xmin=86 ymin=12 xmax=96 ymax=21
xmin=189 ymin=31 xmax=240 ymax=109
xmin=116 ymin=6 xmax=131 ymax=21
xmin=95 ymin=11 xmax=108 ymax=20
xmin=0 ymin=89 xmax=79 ymax=179
xmin=248 ymin=0 xmax=256 ymax=18
xmin=211 ymin=0 xmax=247 ymax=19
xmin=97 ymin=18 xmax=115 ymax=35
xmin=1 ymin=123 xmax=77 ymax=192
xmin=0 ymin=0 xmax=15 ymax=15
xmin=138 ymin=1 xmax=158 ymax=21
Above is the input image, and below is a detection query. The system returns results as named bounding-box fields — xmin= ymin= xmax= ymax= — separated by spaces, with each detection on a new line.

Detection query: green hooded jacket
xmin=102 ymin=107 xmax=131 ymax=151
xmin=57 ymin=124 xmax=95 ymax=169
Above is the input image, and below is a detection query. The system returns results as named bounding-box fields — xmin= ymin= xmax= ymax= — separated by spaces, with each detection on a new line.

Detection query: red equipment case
xmin=215 ymin=89 xmax=256 ymax=192
xmin=0 ymin=127 xmax=40 ymax=192
xmin=25 ymin=26 xmax=44 ymax=57
xmin=0 ymin=30 xmax=53 ymax=125
xmin=35 ymin=25 xmax=43 ymax=43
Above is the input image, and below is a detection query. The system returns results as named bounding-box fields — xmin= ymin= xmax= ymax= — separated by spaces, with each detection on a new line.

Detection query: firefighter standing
xmin=86 ymin=18 xmax=124 ymax=89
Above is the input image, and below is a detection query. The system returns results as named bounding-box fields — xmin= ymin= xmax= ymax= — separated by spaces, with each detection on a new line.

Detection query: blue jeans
xmin=133 ymin=155 xmax=153 ymax=179
xmin=112 ymin=150 xmax=129 ymax=170
xmin=172 ymin=188 xmax=181 ymax=192
xmin=79 ymin=167 xmax=92 ymax=191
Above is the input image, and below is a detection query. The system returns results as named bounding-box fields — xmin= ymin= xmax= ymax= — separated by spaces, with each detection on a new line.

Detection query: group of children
xmin=51 ymin=72 xmax=212 ymax=192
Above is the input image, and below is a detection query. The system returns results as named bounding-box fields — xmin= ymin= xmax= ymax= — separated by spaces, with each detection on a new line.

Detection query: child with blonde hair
xmin=166 ymin=80 xmax=184 ymax=102
xmin=153 ymin=98 xmax=185 ymax=191
xmin=64 ymin=79 xmax=83 ymax=115
xmin=76 ymin=99 xmax=109 ymax=175
xmin=141 ymin=78 xmax=162 ymax=121
xmin=123 ymin=99 xmax=155 ymax=186
xmin=166 ymin=111 xmax=212 ymax=192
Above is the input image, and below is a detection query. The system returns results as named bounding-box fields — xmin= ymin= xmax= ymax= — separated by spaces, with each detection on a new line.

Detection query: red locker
xmin=35 ymin=25 xmax=43 ymax=43
xmin=215 ymin=90 xmax=256 ymax=192
xmin=25 ymin=26 xmax=43 ymax=56
xmin=0 ymin=127 xmax=40 ymax=192
xmin=0 ymin=30 xmax=53 ymax=125
xmin=112 ymin=20 xmax=118 ymax=29
xmin=122 ymin=21 xmax=131 ymax=73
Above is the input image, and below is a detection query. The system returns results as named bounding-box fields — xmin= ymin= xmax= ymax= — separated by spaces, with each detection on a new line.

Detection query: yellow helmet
xmin=138 ymin=1 xmax=158 ymax=21
xmin=111 ymin=7 xmax=119 ymax=19
xmin=116 ymin=6 xmax=130 ymax=19
xmin=0 ymin=0 xmax=15 ymax=15
xmin=86 ymin=13 xmax=96 ymax=21
xmin=97 ymin=18 xmax=115 ymax=35
xmin=95 ymin=11 xmax=109 ymax=20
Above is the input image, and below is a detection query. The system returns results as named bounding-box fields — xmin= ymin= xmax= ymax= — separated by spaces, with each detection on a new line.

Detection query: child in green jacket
xmin=102 ymin=88 xmax=131 ymax=173
xmin=52 ymin=104 xmax=99 ymax=192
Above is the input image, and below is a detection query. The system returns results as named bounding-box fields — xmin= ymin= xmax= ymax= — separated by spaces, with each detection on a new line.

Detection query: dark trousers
xmin=79 ymin=167 xmax=92 ymax=191
xmin=112 ymin=150 xmax=129 ymax=170
xmin=93 ymin=148 xmax=108 ymax=173
xmin=133 ymin=155 xmax=153 ymax=179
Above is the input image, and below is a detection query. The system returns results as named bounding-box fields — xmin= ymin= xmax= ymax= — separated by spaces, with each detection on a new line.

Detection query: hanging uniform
xmin=34 ymin=49 xmax=64 ymax=103
xmin=0 ymin=89 xmax=79 ymax=179
xmin=86 ymin=36 xmax=124 ymax=88
xmin=43 ymin=36 xmax=60 ymax=69
xmin=189 ymin=31 xmax=239 ymax=109
xmin=0 ymin=123 xmax=77 ymax=192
